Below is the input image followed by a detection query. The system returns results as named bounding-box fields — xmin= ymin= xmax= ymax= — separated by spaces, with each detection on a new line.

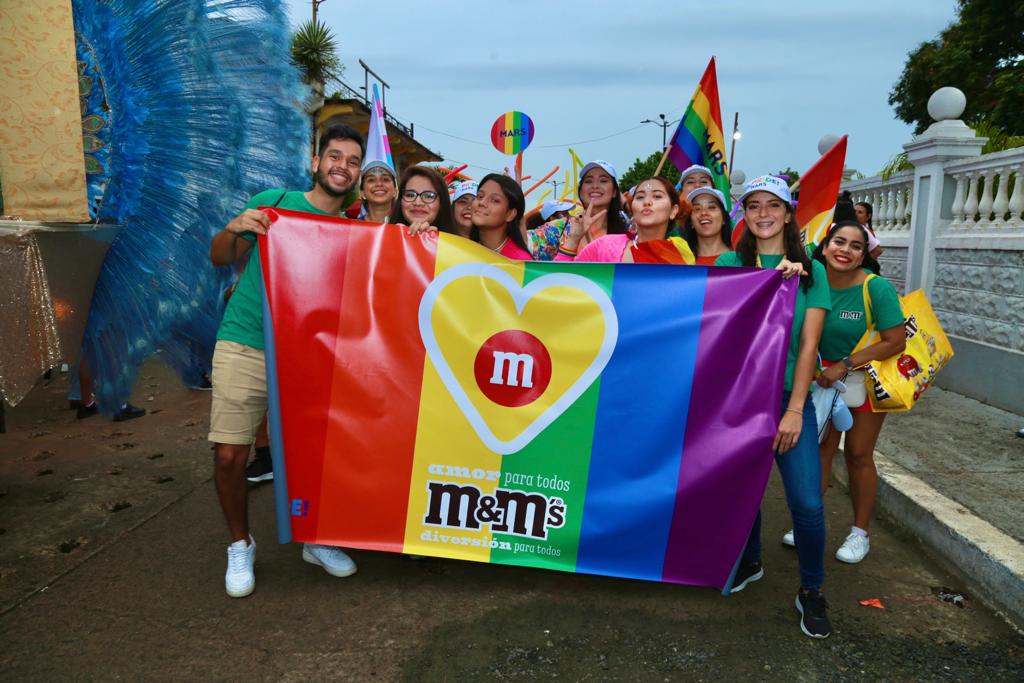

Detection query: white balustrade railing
xmin=841 ymin=170 xmax=914 ymax=234
xmin=944 ymin=147 xmax=1024 ymax=234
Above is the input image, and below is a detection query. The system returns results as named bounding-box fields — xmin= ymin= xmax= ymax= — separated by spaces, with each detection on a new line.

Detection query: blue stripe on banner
xmin=262 ymin=279 xmax=292 ymax=544
xmin=576 ymin=265 xmax=707 ymax=580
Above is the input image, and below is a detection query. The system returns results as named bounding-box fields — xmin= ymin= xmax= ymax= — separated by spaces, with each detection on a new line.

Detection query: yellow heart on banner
xmin=418 ymin=263 xmax=618 ymax=455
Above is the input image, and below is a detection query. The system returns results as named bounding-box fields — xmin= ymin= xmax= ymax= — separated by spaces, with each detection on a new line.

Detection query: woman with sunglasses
xmin=389 ymin=166 xmax=455 ymax=234
xmin=715 ymin=174 xmax=833 ymax=640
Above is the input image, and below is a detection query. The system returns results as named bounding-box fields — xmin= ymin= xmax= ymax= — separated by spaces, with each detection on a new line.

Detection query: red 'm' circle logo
xmin=473 ymin=330 xmax=552 ymax=407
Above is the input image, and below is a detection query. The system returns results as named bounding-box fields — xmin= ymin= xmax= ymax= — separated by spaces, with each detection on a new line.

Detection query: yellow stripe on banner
xmin=402 ymin=237 xmax=525 ymax=561
xmin=805 ymin=208 xmax=836 ymax=246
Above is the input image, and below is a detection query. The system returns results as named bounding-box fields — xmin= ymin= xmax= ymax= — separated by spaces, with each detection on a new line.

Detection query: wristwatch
xmin=842 ymin=356 xmax=855 ymax=370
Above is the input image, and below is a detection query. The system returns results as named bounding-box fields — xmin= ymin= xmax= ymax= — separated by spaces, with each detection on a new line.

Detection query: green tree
xmin=889 ymin=0 xmax=1024 ymax=135
xmin=772 ymin=168 xmax=800 ymax=187
xmin=619 ymin=151 xmax=683 ymax=191
xmin=290 ymin=20 xmax=343 ymax=96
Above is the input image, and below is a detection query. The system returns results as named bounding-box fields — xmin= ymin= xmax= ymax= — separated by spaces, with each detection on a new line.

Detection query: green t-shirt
xmin=819 ymin=275 xmax=904 ymax=362
xmin=714 ymin=252 xmax=831 ymax=392
xmin=216 ymin=190 xmax=332 ymax=350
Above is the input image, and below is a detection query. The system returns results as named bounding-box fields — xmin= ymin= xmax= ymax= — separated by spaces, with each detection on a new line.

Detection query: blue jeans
xmin=741 ymin=392 xmax=825 ymax=589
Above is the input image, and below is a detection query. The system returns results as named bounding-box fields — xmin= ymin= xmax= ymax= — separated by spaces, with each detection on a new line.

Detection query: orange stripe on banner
xmin=314 ymin=226 xmax=437 ymax=550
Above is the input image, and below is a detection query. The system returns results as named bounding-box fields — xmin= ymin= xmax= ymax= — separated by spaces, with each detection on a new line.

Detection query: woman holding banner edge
xmin=715 ymin=174 xmax=833 ymax=639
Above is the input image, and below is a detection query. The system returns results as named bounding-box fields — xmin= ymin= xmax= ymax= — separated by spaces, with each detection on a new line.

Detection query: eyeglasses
xmin=401 ymin=189 xmax=439 ymax=204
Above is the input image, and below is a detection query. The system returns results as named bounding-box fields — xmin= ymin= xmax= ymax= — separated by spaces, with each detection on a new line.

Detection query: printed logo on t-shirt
xmin=838 ymin=309 xmax=863 ymax=320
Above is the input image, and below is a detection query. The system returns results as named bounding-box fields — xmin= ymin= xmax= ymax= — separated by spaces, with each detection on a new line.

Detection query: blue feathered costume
xmin=73 ymin=0 xmax=309 ymax=410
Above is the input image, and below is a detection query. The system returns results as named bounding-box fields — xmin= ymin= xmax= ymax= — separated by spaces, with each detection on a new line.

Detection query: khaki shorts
xmin=208 ymin=340 xmax=267 ymax=445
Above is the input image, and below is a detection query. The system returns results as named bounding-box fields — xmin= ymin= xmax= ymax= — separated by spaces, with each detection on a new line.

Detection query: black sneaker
xmin=245 ymin=453 xmax=274 ymax=483
xmin=76 ymin=402 xmax=99 ymax=420
xmin=729 ymin=561 xmax=764 ymax=594
xmin=113 ymin=403 xmax=146 ymax=422
xmin=795 ymin=588 xmax=832 ymax=638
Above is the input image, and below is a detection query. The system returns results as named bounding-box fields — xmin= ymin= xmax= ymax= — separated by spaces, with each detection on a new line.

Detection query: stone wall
xmin=878 ymin=246 xmax=908 ymax=295
xmin=931 ymin=249 xmax=1024 ymax=352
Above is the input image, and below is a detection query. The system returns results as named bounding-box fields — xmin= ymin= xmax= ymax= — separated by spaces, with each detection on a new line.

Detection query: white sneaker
xmin=302 ymin=543 xmax=357 ymax=577
xmin=225 ymin=536 xmax=255 ymax=598
xmin=782 ymin=529 xmax=795 ymax=547
xmin=836 ymin=532 xmax=870 ymax=563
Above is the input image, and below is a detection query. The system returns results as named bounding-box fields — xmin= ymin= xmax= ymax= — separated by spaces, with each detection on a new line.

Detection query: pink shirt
xmin=499 ymin=239 xmax=532 ymax=261
xmin=565 ymin=234 xmax=630 ymax=263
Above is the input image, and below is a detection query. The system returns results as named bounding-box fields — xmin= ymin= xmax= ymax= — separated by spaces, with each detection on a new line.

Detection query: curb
xmin=831 ymin=449 xmax=1024 ymax=632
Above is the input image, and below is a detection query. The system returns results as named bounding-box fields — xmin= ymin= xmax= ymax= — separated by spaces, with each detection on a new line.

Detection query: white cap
xmin=579 ymin=160 xmax=617 ymax=182
xmin=739 ymin=174 xmax=793 ymax=205
xmin=540 ymin=200 xmax=575 ymax=221
xmin=687 ymin=187 xmax=727 ymax=207
xmin=451 ymin=181 xmax=478 ymax=202
xmin=679 ymin=164 xmax=713 ymax=185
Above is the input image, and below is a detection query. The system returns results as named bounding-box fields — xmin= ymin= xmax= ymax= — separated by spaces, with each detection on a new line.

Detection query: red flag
xmin=798 ymin=135 xmax=848 ymax=246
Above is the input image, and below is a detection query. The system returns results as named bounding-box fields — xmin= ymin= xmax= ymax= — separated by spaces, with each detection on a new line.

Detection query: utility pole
xmin=550 ymin=179 xmax=562 ymax=201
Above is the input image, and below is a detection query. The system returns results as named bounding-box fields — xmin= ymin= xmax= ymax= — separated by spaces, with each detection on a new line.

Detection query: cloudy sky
xmin=285 ymin=0 xmax=958 ymax=186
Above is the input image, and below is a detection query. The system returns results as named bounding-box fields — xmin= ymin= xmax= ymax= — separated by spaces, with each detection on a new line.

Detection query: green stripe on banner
xmin=488 ymin=262 xmax=615 ymax=571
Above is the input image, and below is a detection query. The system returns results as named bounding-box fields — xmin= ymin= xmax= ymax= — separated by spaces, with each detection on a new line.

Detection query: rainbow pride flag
xmin=666 ymin=57 xmax=730 ymax=206
xmin=798 ymin=135 xmax=848 ymax=246
xmin=260 ymin=210 xmax=796 ymax=590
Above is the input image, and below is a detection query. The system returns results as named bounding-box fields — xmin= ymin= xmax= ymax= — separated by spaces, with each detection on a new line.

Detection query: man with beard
xmin=207 ymin=124 xmax=364 ymax=598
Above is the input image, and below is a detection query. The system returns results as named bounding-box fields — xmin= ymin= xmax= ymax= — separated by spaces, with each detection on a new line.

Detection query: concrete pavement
xmin=1 ymin=362 xmax=1022 ymax=680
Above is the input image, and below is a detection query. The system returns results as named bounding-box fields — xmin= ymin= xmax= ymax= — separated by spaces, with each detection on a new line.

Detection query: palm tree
xmin=290 ymin=20 xmax=342 ymax=97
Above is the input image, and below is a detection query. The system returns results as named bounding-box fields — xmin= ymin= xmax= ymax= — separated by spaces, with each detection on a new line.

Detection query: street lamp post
xmin=728 ymin=112 xmax=741 ymax=175
xmin=641 ymin=113 xmax=672 ymax=150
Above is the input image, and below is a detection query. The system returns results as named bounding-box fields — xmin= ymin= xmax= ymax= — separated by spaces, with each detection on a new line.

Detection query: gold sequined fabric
xmin=0 ymin=229 xmax=63 ymax=405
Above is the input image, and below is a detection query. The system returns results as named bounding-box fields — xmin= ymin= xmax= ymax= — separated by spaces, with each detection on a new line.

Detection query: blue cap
xmin=540 ymin=200 xmax=575 ymax=221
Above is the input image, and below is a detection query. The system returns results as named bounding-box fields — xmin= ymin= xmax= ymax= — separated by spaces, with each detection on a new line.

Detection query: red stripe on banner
xmin=313 ymin=224 xmax=436 ymax=550
xmin=260 ymin=208 xmax=352 ymax=543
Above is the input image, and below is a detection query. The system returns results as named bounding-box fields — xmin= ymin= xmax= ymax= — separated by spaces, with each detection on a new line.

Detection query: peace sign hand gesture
xmin=562 ymin=204 xmax=607 ymax=250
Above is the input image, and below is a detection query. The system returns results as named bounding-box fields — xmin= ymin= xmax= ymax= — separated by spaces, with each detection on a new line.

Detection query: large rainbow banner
xmin=259 ymin=210 xmax=796 ymax=591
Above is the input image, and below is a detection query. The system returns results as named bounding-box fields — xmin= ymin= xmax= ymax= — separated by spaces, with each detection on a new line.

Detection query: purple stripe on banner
xmin=667 ymin=128 xmax=704 ymax=173
xmin=661 ymin=267 xmax=796 ymax=589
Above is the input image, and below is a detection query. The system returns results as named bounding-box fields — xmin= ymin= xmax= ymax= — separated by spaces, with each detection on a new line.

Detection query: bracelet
xmin=558 ymin=245 xmax=578 ymax=256
xmin=785 ymin=408 xmax=802 ymax=415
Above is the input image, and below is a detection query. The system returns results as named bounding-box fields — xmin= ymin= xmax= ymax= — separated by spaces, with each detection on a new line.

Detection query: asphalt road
xmin=1 ymin=362 xmax=1021 ymax=680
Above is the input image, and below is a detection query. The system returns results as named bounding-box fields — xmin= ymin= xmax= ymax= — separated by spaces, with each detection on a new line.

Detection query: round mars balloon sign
xmin=490 ymin=111 xmax=535 ymax=155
